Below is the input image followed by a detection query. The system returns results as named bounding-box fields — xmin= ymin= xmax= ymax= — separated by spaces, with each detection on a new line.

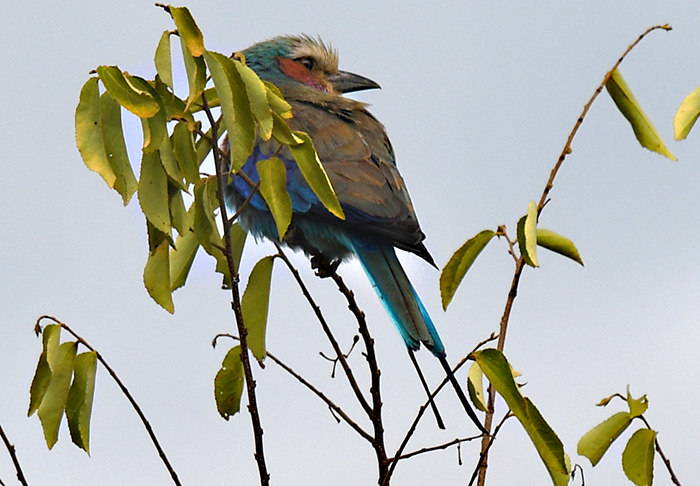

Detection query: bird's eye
xmin=298 ymin=57 xmax=315 ymax=71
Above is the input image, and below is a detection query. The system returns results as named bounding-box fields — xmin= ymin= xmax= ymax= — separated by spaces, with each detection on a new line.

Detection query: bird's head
xmin=241 ymin=35 xmax=380 ymax=95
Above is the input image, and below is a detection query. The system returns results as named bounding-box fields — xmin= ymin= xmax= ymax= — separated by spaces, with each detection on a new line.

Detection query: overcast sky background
xmin=2 ymin=1 xmax=700 ymax=485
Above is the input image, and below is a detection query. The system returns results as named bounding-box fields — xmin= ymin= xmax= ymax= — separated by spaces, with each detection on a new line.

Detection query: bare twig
xmin=639 ymin=416 xmax=683 ymax=486
xmin=36 ymin=316 xmax=181 ymax=486
xmin=468 ymin=412 xmax=512 ymax=486
xmin=396 ymin=434 xmax=482 ymax=462
xmin=0 ymin=422 xmax=29 ymax=486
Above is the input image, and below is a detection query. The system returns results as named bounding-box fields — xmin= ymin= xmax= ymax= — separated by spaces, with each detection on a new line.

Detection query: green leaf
xmin=28 ymin=324 xmax=62 ymax=417
xmin=289 ymin=131 xmax=344 ymax=220
xmin=139 ymin=151 xmax=171 ymax=235
xmin=144 ymin=238 xmax=174 ymax=313
xmin=606 ymin=68 xmax=677 ymax=160
xmin=169 ymin=6 xmax=204 ymax=57
xmin=154 ymin=76 xmax=195 ymax=127
xmin=674 ymin=84 xmax=700 ymax=141
xmin=518 ymin=201 xmax=539 ymax=267
xmin=179 ymin=36 xmax=207 ymax=110
xmin=159 ymin=130 xmax=186 ymax=190
xmin=440 ymin=229 xmax=495 ymax=310
xmin=38 ymin=341 xmax=78 ymax=449
xmin=536 ymin=228 xmax=583 ymax=266
xmin=257 ymin=157 xmax=292 ymax=239
xmin=170 ymin=228 xmax=199 ymax=291
xmin=192 ymin=179 xmax=231 ymax=286
xmin=139 ymin=100 xmax=167 ymax=154
xmin=168 ymin=183 xmax=189 ymax=235
xmin=215 ymin=345 xmax=245 ymax=420
xmin=66 ymin=351 xmax=97 ymax=454
xmin=263 ymin=80 xmax=293 ymax=118
xmin=241 ymin=256 xmax=275 ymax=361
xmin=622 ymin=429 xmax=656 ymax=486
xmin=172 ymin=121 xmax=200 ymax=184
xmin=96 ymin=66 xmax=160 ymax=118
xmin=271 ymin=112 xmax=303 ymax=146
xmin=626 ymin=387 xmax=648 ymax=418
xmin=577 ymin=411 xmax=633 ymax=466
xmin=76 ymin=77 xmax=117 ymax=188
xmin=474 ymin=349 xmax=569 ymax=486
xmin=229 ymin=223 xmax=247 ymax=275
xmin=203 ymin=50 xmax=255 ymax=172
xmin=99 ymin=92 xmax=137 ymax=205
xmin=234 ymin=60 xmax=273 ymax=140
xmin=467 ymin=361 xmax=488 ymax=412
xmin=155 ymin=31 xmax=174 ymax=89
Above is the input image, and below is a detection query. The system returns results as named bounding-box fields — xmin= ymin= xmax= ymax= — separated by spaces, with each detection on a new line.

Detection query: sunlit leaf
xmin=241 ymin=256 xmax=274 ymax=361
xmin=170 ymin=228 xmax=199 ymax=291
xmin=76 ymin=77 xmax=117 ymax=188
xmin=262 ymin=80 xmax=293 ymax=118
xmin=155 ymin=30 xmax=174 ymax=89
xmin=257 ymin=157 xmax=292 ymax=239
xmin=139 ymin=151 xmax=171 ymax=235
xmin=144 ymin=238 xmax=174 ymax=313
xmin=140 ymin=105 xmax=167 ymax=154
xmin=626 ymin=387 xmax=648 ymax=418
xmin=606 ymin=68 xmax=677 ymax=160
xmin=66 ymin=351 xmax=97 ymax=454
xmin=99 ymin=92 xmax=137 ymax=205
xmin=38 ymin=341 xmax=78 ymax=449
xmin=180 ymin=36 xmax=207 ymax=110
xmin=289 ymin=131 xmax=344 ymax=220
xmin=622 ymin=428 xmax=656 ymax=486
xmin=536 ymin=228 xmax=583 ymax=266
xmin=235 ymin=60 xmax=273 ymax=140
xmin=440 ymin=229 xmax=495 ymax=310
xmin=518 ymin=201 xmax=539 ymax=267
xmin=215 ymin=345 xmax=244 ymax=420
xmin=467 ymin=361 xmax=488 ymax=412
xmin=474 ymin=349 xmax=569 ymax=486
xmin=169 ymin=6 xmax=204 ymax=57
xmin=577 ymin=411 xmax=632 ymax=466
xmin=271 ymin=112 xmax=303 ymax=146
xmin=674 ymin=84 xmax=700 ymax=141
xmin=28 ymin=324 xmax=61 ymax=417
xmin=96 ymin=66 xmax=160 ymax=118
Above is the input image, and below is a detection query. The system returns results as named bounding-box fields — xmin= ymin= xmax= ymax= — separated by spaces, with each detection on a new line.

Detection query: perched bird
xmin=225 ymin=35 xmax=485 ymax=433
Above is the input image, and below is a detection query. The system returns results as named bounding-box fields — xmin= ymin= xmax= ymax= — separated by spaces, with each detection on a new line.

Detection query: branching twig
xmin=639 ymin=416 xmax=683 ymax=486
xmin=0 ymin=422 xmax=29 ymax=486
xmin=395 ymin=434 xmax=482 ymax=462
xmin=36 ymin=316 xmax=181 ymax=486
xmin=468 ymin=412 xmax=512 ymax=486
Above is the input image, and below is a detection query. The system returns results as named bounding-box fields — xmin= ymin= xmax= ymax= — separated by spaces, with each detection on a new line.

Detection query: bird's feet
xmin=310 ymin=254 xmax=341 ymax=278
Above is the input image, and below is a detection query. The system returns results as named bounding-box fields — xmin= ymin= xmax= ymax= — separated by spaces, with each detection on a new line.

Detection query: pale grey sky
xmin=2 ymin=1 xmax=699 ymax=485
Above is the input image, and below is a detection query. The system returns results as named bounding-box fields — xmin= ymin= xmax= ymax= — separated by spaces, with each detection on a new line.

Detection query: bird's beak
xmin=327 ymin=70 xmax=381 ymax=93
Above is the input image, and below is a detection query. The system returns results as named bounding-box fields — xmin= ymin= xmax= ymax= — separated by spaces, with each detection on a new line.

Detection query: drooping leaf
xmin=76 ymin=77 xmax=116 ymax=188
xmin=271 ymin=112 xmax=303 ymax=146
xmin=674 ymin=84 xmax=700 ymax=141
xmin=577 ymin=411 xmax=633 ymax=466
xmin=139 ymin=151 xmax=171 ymax=235
xmin=144 ymin=238 xmax=174 ymax=313
xmin=169 ymin=6 xmax=204 ymax=57
xmin=28 ymin=324 xmax=62 ymax=417
xmin=154 ymin=76 xmax=195 ymax=127
xmin=179 ymin=35 xmax=207 ymax=110
xmin=467 ymin=361 xmax=488 ymax=412
xmin=155 ymin=30 xmax=174 ymax=90
xmin=262 ymin=80 xmax=293 ymax=118
xmin=172 ymin=121 xmax=200 ymax=184
xmin=158 ymin=131 xmax=186 ymax=191
xmin=606 ymin=68 xmax=677 ymax=160
xmin=536 ymin=228 xmax=583 ymax=266
xmin=203 ymin=50 xmax=255 ymax=172
xmin=140 ymin=103 xmax=168 ymax=154
xmin=99 ymin=92 xmax=137 ymax=205
xmin=622 ymin=428 xmax=656 ymax=486
xmin=96 ymin=66 xmax=160 ymax=118
xmin=474 ymin=349 xmax=569 ymax=486
xmin=170 ymin=228 xmax=200 ymax=292
xmin=168 ymin=183 xmax=189 ymax=235
xmin=289 ymin=131 xmax=344 ymax=220
xmin=192 ymin=179 xmax=231 ymax=286
xmin=241 ymin=256 xmax=275 ymax=361
xmin=518 ymin=201 xmax=539 ymax=267
xmin=66 ymin=351 xmax=97 ymax=454
xmin=229 ymin=223 xmax=247 ymax=274
xmin=38 ymin=341 xmax=78 ymax=449
xmin=215 ymin=345 xmax=245 ymax=420
xmin=234 ymin=60 xmax=273 ymax=140
xmin=257 ymin=157 xmax=292 ymax=239
xmin=440 ymin=229 xmax=495 ymax=310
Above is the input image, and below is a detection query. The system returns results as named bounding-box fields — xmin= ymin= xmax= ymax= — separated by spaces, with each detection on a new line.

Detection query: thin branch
xmin=639 ymin=416 xmax=683 ymax=486
xmin=36 ymin=316 xmax=180 ymax=486
xmin=0 ymin=422 xmax=29 ymax=486
xmin=395 ymin=434 xmax=482 ymax=462
xmin=468 ymin=412 xmax=512 ymax=486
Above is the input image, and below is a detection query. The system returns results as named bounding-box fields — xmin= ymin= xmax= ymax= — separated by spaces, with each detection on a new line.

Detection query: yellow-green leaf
xmin=99 ymin=92 xmax=137 ymax=205
xmin=179 ymin=36 xmax=207 ymax=110
xmin=289 ymin=131 xmax=344 ymax=220
xmin=215 ymin=345 xmax=244 ymax=420
xmin=28 ymin=324 xmax=61 ymax=417
xmin=271 ymin=112 xmax=303 ymax=146
xmin=606 ymin=69 xmax=676 ymax=160
xmin=241 ymin=256 xmax=275 ymax=361
xmin=159 ymin=130 xmax=186 ymax=190
xmin=467 ymin=361 xmax=488 ymax=412
xmin=235 ymin=60 xmax=273 ymax=140
xmin=139 ymin=151 xmax=171 ymax=235
xmin=144 ymin=238 xmax=174 ymax=313
xmin=155 ymin=30 xmax=174 ymax=89
xmin=76 ymin=77 xmax=117 ymax=188
xmin=172 ymin=121 xmax=200 ymax=184
xmin=168 ymin=183 xmax=189 ymax=235
xmin=536 ymin=228 xmax=583 ymax=266
xmin=517 ymin=201 xmax=539 ymax=267
xmin=622 ymin=429 xmax=656 ymax=486
xmin=263 ymin=80 xmax=293 ymax=118
xmin=577 ymin=411 xmax=633 ymax=466
xmin=66 ymin=351 xmax=97 ymax=454
xmin=228 ymin=222 xmax=247 ymax=276
xmin=170 ymin=228 xmax=199 ymax=291
xmin=474 ymin=349 xmax=569 ymax=486
xmin=257 ymin=157 xmax=292 ymax=239
xmin=440 ymin=229 xmax=495 ymax=310
xmin=673 ymin=84 xmax=700 ymax=141
xmin=626 ymin=387 xmax=648 ymax=418
xmin=38 ymin=341 xmax=78 ymax=449
xmin=96 ymin=66 xmax=160 ymax=118
xmin=169 ymin=6 xmax=204 ymax=57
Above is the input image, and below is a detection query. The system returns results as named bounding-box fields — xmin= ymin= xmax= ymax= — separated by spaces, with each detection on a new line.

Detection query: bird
xmin=225 ymin=35 xmax=485 ymax=434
